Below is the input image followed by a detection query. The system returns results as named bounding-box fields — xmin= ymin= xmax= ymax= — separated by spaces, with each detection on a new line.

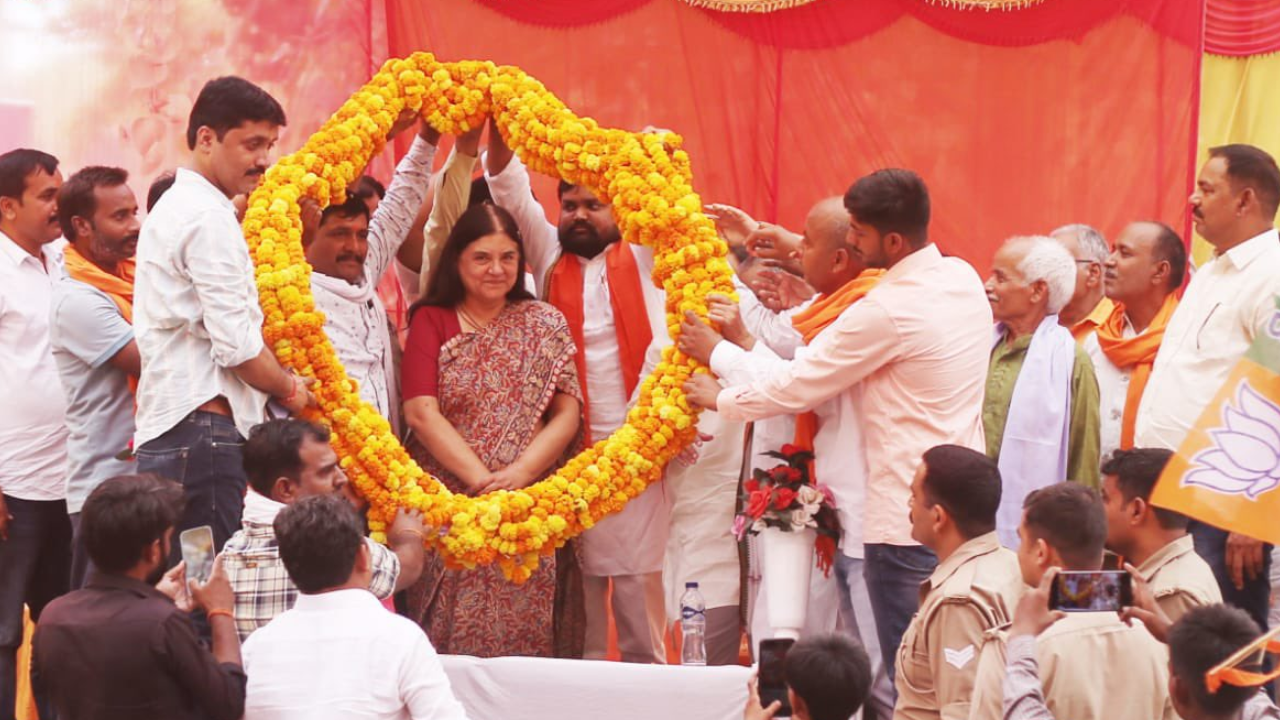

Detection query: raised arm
xmin=421 ymin=126 xmax=483 ymax=289
xmin=365 ymin=124 xmax=439 ymax=283
xmin=484 ymin=117 xmax=560 ymax=290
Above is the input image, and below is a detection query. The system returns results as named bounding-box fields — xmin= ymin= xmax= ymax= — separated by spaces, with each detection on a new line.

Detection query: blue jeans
xmin=0 ymin=496 xmax=70 ymax=720
xmin=1190 ymin=520 xmax=1272 ymax=632
xmin=135 ymin=411 xmax=247 ymax=560
xmin=863 ymin=543 xmax=937 ymax=702
xmin=836 ymin=554 xmax=894 ymax=720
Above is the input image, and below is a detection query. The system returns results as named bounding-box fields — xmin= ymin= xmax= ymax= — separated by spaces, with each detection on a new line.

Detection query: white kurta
xmin=1081 ymin=322 xmax=1137 ymax=463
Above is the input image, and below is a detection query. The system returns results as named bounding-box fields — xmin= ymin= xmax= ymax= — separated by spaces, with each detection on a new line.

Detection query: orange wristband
xmin=206 ymin=608 xmax=234 ymax=621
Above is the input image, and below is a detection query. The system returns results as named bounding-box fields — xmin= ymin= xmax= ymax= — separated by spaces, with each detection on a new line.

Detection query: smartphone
xmin=1049 ymin=570 xmax=1133 ymax=612
xmin=758 ymin=638 xmax=796 ymax=717
xmin=179 ymin=525 xmax=215 ymax=585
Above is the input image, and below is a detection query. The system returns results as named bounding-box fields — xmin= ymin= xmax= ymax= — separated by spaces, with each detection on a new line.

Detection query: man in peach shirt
xmin=685 ymin=169 xmax=992 ymax=698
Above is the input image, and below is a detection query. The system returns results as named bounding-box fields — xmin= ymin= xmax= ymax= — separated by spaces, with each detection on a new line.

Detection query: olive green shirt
xmin=983 ymin=332 xmax=1101 ymax=488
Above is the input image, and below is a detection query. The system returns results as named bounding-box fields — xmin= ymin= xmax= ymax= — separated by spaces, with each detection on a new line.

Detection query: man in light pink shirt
xmin=685 ymin=169 xmax=992 ymax=698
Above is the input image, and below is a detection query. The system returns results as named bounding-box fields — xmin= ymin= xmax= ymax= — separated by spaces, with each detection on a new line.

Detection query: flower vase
xmin=761 ymin=526 xmax=815 ymax=640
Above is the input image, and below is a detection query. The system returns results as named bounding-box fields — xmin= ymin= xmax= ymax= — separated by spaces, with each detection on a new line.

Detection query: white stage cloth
xmin=441 ymin=655 xmax=752 ymax=720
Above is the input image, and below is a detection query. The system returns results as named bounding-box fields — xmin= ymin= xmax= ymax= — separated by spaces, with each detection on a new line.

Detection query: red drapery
xmin=388 ymin=0 xmax=1202 ymax=273
xmin=1205 ymin=0 xmax=1280 ymax=56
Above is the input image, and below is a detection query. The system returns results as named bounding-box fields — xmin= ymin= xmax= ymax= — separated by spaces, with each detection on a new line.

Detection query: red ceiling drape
xmin=388 ymin=0 xmax=1203 ymax=273
xmin=1205 ymin=0 xmax=1280 ymax=55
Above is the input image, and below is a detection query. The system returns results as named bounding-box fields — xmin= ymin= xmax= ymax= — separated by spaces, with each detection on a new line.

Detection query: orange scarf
xmin=546 ymin=242 xmax=653 ymax=443
xmin=1095 ymin=293 xmax=1178 ymax=449
xmin=788 ymin=269 xmax=886 ymax=475
xmin=62 ymin=245 xmax=136 ymax=323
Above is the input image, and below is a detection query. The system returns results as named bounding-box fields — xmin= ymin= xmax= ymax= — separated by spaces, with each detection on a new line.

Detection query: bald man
xmin=1082 ymin=222 xmax=1186 ymax=458
xmin=679 ymin=195 xmax=894 ymax=717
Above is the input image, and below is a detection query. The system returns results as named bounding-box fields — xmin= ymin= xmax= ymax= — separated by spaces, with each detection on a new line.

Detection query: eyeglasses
xmin=1205 ymin=625 xmax=1280 ymax=693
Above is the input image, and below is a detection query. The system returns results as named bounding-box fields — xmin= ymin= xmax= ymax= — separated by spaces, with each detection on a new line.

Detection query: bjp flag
xmin=1151 ymin=297 xmax=1280 ymax=544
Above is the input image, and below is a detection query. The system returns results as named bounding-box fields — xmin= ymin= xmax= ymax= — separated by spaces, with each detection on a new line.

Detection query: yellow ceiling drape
xmin=1193 ymin=52 xmax=1280 ymax=266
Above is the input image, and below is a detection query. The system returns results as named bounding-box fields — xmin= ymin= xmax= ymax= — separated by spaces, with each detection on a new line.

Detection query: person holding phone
xmin=744 ymin=633 xmax=872 ymax=720
xmin=1006 ymin=579 xmax=1280 ymax=720
xmin=894 ymin=445 xmax=1024 ymax=720
xmin=967 ymin=483 xmax=1174 ymax=720
xmin=31 ymin=474 xmax=246 ymax=720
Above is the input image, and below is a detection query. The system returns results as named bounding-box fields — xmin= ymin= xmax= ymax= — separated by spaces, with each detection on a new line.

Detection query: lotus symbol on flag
xmin=1184 ymin=382 xmax=1280 ymax=500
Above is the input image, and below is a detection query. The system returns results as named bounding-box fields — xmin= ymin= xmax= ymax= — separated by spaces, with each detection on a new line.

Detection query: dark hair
xmin=352 ymin=175 xmax=386 ymax=201
xmin=147 ymin=171 xmax=176 ymax=213
xmin=785 ymin=634 xmax=871 ymax=720
xmin=843 ymin=169 xmax=931 ymax=247
xmin=1022 ymin=483 xmax=1107 ymax=569
xmin=243 ymin=419 xmax=332 ymax=498
xmin=0 ymin=148 xmax=59 ymax=202
xmin=469 ymin=175 xmax=493 ymax=208
xmin=418 ymin=202 xmax=535 ymax=308
xmin=1168 ymin=605 xmax=1263 ymax=716
xmin=274 ymin=493 xmax=365 ymax=594
xmin=57 ymin=166 xmax=130 ymax=240
xmin=557 ymin=179 xmax=574 ymax=199
xmin=81 ymin=474 xmax=184 ymax=574
xmin=1101 ymin=448 xmax=1187 ymax=530
xmin=1209 ymin=143 xmax=1280 ymax=219
xmin=1147 ymin=222 xmax=1187 ymax=290
xmin=320 ymin=192 xmax=371 ymax=226
xmin=186 ymin=76 xmax=287 ymax=150
xmin=921 ymin=445 xmax=1002 ymax=539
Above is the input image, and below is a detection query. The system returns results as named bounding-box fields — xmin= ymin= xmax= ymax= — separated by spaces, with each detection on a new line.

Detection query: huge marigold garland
xmin=243 ymin=53 xmax=734 ymax=582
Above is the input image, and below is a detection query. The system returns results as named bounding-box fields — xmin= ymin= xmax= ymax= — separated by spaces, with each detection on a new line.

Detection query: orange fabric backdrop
xmin=388 ymin=0 xmax=1202 ymax=274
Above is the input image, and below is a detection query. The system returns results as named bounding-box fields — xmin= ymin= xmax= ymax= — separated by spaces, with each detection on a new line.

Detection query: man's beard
xmin=559 ymin=222 xmax=621 ymax=259
xmin=145 ymin=544 xmax=171 ymax=586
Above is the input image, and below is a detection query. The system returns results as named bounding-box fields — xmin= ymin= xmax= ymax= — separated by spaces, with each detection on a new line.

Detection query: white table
xmin=441 ymin=655 xmax=752 ymax=720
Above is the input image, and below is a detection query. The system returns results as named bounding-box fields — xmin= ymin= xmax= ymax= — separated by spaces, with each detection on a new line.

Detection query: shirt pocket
xmin=896 ymin=614 xmax=934 ymax=696
xmin=1193 ymin=301 xmax=1239 ymax=359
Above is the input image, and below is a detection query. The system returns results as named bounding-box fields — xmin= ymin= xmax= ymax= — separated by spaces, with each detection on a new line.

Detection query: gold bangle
xmin=206 ymin=608 xmax=234 ymax=621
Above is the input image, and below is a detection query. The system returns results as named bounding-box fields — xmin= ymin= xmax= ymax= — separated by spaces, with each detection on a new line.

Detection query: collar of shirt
xmin=85 ymin=571 xmax=173 ymax=602
xmin=881 ymin=242 xmax=942 ymax=284
xmin=174 ymin=167 xmax=237 ymax=212
xmin=1217 ymin=228 xmax=1280 ymax=272
xmin=292 ymin=587 xmax=381 ymax=613
xmin=1078 ymin=297 xmax=1116 ymax=332
xmin=1134 ymin=534 xmax=1195 ymax=582
xmin=921 ymin=531 xmax=1003 ymax=598
xmin=994 ymin=329 xmax=1035 ymax=358
xmin=0 ymin=228 xmax=61 ymax=272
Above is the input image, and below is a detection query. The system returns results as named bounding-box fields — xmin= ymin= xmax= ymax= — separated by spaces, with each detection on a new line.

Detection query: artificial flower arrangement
xmin=734 ymin=444 xmax=840 ymax=575
xmin=244 ymin=53 xmax=734 ymax=582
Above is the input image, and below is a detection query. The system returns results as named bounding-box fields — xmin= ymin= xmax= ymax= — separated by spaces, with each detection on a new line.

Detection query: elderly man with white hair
xmin=983 ymin=236 xmax=1101 ymax=547
xmin=1050 ymin=223 xmax=1115 ymax=340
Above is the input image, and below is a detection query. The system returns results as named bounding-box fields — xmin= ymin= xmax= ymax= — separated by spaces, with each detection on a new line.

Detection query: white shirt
xmin=1136 ymin=229 xmax=1280 ymax=449
xmin=1082 ymin=323 xmax=1136 ymax=462
xmin=0 ymin=231 xmax=68 ymax=500
xmin=486 ymin=153 xmax=673 ymax=576
xmin=242 ymin=588 xmax=469 ymax=720
xmin=312 ymin=137 xmax=436 ymax=434
xmin=133 ymin=168 xmax=268 ymax=445
xmin=716 ymin=246 xmax=992 ymax=547
xmin=712 ymin=337 xmax=868 ymax=558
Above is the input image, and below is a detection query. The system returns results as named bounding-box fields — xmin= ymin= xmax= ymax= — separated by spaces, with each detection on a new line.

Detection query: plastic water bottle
xmin=680 ymin=581 xmax=707 ymax=666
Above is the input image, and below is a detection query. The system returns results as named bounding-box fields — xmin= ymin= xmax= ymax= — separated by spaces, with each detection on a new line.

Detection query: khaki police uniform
xmin=894 ymin=532 xmax=1024 ymax=720
xmin=968 ymin=603 xmax=1175 ymax=720
xmin=1136 ymin=534 xmax=1222 ymax=622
